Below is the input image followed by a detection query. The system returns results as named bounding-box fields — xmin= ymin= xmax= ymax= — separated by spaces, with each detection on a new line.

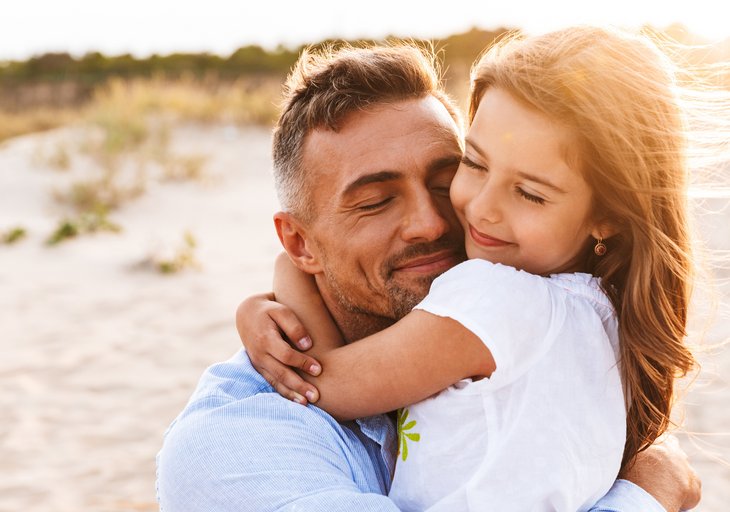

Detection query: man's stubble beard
xmin=319 ymin=238 xmax=465 ymax=341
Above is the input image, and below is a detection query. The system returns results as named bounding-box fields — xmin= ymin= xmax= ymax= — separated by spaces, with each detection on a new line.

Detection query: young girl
xmin=241 ymin=26 xmax=710 ymax=510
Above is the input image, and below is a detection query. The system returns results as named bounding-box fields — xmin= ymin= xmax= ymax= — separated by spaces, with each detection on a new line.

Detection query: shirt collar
xmin=356 ymin=414 xmax=398 ymax=481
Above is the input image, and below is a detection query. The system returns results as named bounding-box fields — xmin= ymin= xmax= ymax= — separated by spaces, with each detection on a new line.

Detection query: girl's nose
xmin=469 ymin=182 xmax=502 ymax=225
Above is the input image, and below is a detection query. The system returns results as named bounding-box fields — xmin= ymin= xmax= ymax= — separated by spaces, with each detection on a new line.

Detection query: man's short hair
xmin=272 ymin=43 xmax=462 ymax=221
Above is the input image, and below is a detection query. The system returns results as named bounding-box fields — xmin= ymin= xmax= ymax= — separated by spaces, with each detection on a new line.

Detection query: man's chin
xmin=392 ymin=269 xmax=442 ymax=289
xmin=386 ymin=275 xmax=439 ymax=319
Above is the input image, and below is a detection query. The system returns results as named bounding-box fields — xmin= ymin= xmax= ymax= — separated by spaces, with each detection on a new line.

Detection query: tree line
xmin=1 ymin=25 xmax=726 ymax=109
xmin=0 ymin=28 xmax=523 ymax=85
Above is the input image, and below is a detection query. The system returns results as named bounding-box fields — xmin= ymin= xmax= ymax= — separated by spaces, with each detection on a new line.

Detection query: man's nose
xmin=400 ymin=195 xmax=450 ymax=243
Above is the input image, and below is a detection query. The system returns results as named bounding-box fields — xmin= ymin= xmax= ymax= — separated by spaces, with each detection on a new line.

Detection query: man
xmin=157 ymin=44 xmax=700 ymax=511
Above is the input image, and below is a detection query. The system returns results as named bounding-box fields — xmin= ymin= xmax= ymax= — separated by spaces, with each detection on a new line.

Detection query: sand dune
xmin=1 ymin=124 xmax=728 ymax=511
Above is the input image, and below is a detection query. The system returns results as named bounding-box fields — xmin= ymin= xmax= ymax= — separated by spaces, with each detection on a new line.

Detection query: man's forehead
xmin=301 ymin=98 xmax=461 ymax=181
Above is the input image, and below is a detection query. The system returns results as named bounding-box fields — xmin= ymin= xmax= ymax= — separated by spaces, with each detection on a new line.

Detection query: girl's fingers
xmin=243 ymin=328 xmax=287 ymax=365
xmin=259 ymin=367 xmax=307 ymax=404
xmin=236 ymin=293 xmax=279 ymax=349
xmin=234 ymin=292 xmax=320 ymax=403
xmin=267 ymin=347 xmax=321 ymax=401
xmin=268 ymin=305 xmax=312 ymax=350
xmin=259 ymin=358 xmax=320 ymax=404
xmin=271 ymin=341 xmax=322 ymax=377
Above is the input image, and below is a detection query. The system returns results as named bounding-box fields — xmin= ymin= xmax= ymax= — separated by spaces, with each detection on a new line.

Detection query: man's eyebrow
xmin=342 ymin=170 xmax=403 ymax=196
xmin=465 ymin=137 xmax=566 ymax=193
xmin=426 ymin=154 xmax=462 ymax=174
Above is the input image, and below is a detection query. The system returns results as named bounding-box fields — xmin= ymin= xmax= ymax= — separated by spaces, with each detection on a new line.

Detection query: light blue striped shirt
xmin=156 ymin=349 xmax=665 ymax=511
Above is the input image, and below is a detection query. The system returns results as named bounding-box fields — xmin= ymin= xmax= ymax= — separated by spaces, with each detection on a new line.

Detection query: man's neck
xmin=319 ymin=289 xmax=395 ymax=344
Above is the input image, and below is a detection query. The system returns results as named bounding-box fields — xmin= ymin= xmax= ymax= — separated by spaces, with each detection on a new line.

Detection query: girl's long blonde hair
xmin=469 ymin=25 xmax=727 ymax=469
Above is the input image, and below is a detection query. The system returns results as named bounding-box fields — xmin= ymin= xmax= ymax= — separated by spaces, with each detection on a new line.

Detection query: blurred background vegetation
xmin=1 ymin=24 xmax=728 ymax=143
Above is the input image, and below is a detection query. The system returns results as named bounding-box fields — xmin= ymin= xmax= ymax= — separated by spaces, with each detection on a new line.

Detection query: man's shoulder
xmin=156 ymin=350 xmax=391 ymax=511
xmin=180 ymin=349 xmax=271 ymax=410
xmin=161 ymin=349 xmax=341 ymax=447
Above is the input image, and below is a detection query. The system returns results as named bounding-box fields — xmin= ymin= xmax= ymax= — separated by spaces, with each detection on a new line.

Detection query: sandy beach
xmin=1 ymin=122 xmax=728 ymax=511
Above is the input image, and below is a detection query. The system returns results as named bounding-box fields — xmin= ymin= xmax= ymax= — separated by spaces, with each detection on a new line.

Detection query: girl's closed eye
xmin=516 ymin=187 xmax=546 ymax=205
xmin=461 ymin=155 xmax=488 ymax=172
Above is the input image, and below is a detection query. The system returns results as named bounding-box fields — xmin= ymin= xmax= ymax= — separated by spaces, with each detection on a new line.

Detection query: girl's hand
xmin=235 ymin=293 xmax=321 ymax=405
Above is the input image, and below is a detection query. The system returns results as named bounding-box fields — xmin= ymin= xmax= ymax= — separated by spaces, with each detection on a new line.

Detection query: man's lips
xmin=468 ymin=225 xmax=513 ymax=247
xmin=393 ymin=250 xmax=460 ymax=273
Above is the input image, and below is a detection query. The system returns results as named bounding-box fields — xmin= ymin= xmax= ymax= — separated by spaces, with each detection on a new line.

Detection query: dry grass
xmin=1 ymin=226 xmax=27 ymax=244
xmin=50 ymin=78 xmax=253 ymax=214
xmin=0 ymin=108 xmax=78 ymax=143
xmin=136 ymin=230 xmax=201 ymax=274
xmin=7 ymin=76 xmax=281 ymax=249
xmin=0 ymin=75 xmax=281 ymax=144
xmin=161 ymin=154 xmax=208 ymax=182
xmin=156 ymin=231 xmax=200 ymax=274
xmin=46 ymin=213 xmax=122 ymax=245
xmin=48 ymin=143 xmax=72 ymax=170
xmin=53 ymin=173 xmax=147 ymax=214
xmin=86 ymin=75 xmax=281 ymax=127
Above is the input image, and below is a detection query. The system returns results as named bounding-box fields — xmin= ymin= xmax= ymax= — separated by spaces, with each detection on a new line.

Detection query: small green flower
xmin=397 ymin=408 xmax=421 ymax=462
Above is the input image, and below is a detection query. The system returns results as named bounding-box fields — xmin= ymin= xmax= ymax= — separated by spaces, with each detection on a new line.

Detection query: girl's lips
xmin=468 ymin=225 xmax=513 ymax=247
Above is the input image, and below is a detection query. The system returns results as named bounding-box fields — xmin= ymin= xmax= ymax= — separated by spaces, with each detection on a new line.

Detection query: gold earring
xmin=594 ymin=238 xmax=607 ymax=256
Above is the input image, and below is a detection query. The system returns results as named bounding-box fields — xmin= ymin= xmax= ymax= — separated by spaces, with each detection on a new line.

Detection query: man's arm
xmin=590 ymin=435 xmax=701 ymax=512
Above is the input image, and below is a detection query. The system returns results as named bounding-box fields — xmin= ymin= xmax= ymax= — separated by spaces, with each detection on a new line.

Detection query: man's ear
xmin=273 ymin=211 xmax=323 ymax=274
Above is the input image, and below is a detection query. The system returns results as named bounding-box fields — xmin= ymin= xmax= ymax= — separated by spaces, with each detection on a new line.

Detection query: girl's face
xmin=450 ymin=87 xmax=604 ymax=276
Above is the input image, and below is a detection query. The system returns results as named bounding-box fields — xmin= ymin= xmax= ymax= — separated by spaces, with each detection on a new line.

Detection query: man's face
xmin=301 ymin=96 xmax=466 ymax=328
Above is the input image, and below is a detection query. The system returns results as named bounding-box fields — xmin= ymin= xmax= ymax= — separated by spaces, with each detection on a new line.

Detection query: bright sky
xmin=3 ymin=0 xmax=727 ymax=61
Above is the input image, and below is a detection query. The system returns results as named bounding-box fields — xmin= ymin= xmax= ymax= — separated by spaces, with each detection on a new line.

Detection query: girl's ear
xmin=591 ymin=219 xmax=619 ymax=241
xmin=273 ymin=212 xmax=323 ymax=275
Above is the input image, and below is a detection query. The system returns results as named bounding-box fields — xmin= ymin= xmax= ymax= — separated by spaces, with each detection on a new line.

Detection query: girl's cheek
xmin=449 ymin=169 xmax=471 ymax=216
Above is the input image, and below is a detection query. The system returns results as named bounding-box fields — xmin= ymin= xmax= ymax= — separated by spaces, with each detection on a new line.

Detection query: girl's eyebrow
xmin=464 ymin=137 xmax=489 ymax=161
xmin=465 ymin=137 xmax=566 ymax=194
xmin=515 ymin=170 xmax=566 ymax=194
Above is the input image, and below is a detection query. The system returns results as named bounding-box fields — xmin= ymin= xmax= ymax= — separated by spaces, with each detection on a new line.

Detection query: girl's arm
xmin=235 ymin=291 xmax=324 ymax=404
xmin=272 ymin=252 xmax=345 ymax=357
xmin=273 ymin=256 xmax=495 ymax=421
xmin=236 ymin=251 xmax=343 ymax=405
xmin=301 ymin=308 xmax=495 ymax=421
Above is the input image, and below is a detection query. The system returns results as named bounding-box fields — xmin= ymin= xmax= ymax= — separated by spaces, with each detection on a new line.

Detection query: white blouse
xmin=388 ymin=259 xmax=626 ymax=512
